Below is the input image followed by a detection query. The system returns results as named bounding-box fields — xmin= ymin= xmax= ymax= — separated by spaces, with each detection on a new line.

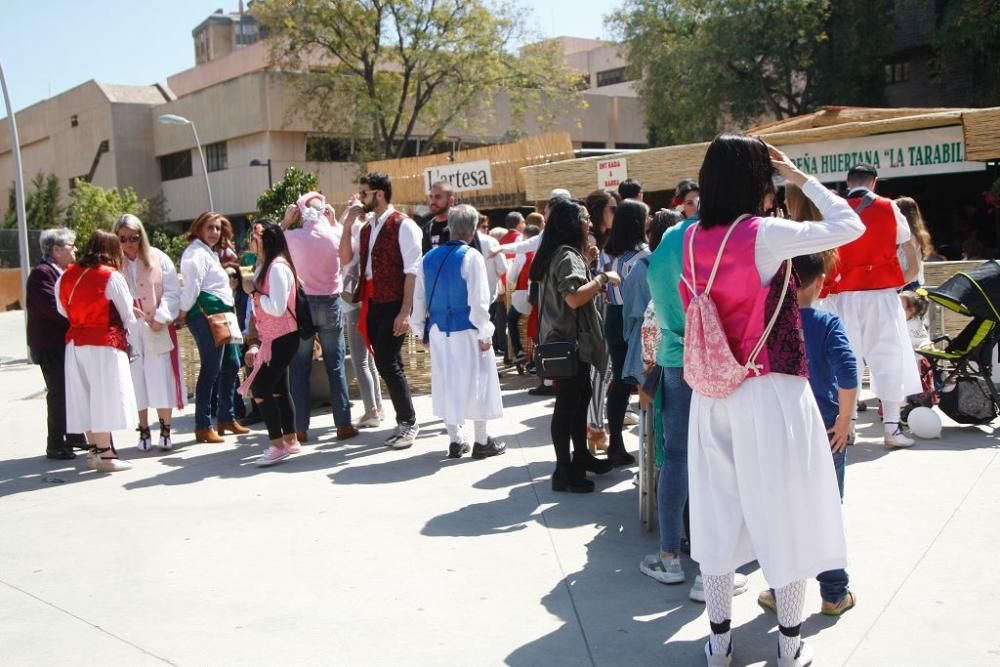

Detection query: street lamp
xmin=1 ymin=60 xmax=32 ymax=358
xmin=158 ymin=113 xmax=214 ymax=212
xmin=249 ymin=158 xmax=272 ymax=188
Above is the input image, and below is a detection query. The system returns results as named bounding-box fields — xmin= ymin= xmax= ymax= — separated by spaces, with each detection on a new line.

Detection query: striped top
xmin=600 ymin=244 xmax=651 ymax=305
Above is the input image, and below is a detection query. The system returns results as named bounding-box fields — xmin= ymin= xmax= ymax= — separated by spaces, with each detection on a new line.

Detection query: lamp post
xmin=1 ymin=61 xmax=32 ymax=357
xmin=158 ymin=114 xmax=214 ymax=212
xmin=249 ymin=158 xmax=272 ymax=188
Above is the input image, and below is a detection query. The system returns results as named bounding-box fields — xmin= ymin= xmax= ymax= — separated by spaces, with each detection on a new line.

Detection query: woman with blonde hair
xmin=55 ymin=230 xmax=139 ymax=472
xmin=177 ymin=212 xmax=248 ymax=443
xmin=785 ymin=184 xmax=838 ymax=275
xmin=113 ymin=214 xmax=185 ymax=452
xmin=895 ymin=196 xmax=937 ymax=287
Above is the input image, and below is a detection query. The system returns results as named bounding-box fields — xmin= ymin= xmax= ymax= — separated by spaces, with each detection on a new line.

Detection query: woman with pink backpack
xmin=680 ymin=136 xmax=864 ymax=667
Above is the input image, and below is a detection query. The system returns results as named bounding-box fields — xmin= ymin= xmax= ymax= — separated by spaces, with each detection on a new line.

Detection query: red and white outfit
xmin=509 ymin=249 xmax=535 ymax=316
xmin=55 ymin=264 xmax=138 ymax=433
xmin=124 ymin=248 xmax=185 ymax=410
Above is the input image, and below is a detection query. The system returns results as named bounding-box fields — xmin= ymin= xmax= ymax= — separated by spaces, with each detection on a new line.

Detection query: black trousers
xmin=366 ymin=300 xmax=415 ymax=424
xmin=34 ymin=348 xmax=85 ymax=452
xmin=250 ymin=331 xmax=299 ymax=441
xmin=551 ymin=361 xmax=592 ymax=466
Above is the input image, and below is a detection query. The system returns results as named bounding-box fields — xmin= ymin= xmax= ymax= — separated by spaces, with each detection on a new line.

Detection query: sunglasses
xmin=118 ymin=235 xmax=140 ymax=244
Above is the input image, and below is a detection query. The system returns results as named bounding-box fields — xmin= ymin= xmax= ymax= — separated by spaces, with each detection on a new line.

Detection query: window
xmin=159 ymin=150 xmax=193 ymax=181
xmin=596 ymin=67 xmax=627 ymax=88
xmin=205 ymin=142 xmax=228 ymax=172
xmin=306 ymin=135 xmax=367 ymax=162
xmin=235 ymin=21 xmax=258 ymax=46
xmin=68 ymin=175 xmax=89 ymax=190
xmin=884 ymin=60 xmax=911 ymax=85
xmin=70 ymin=114 xmax=78 ymax=128
xmin=581 ymin=141 xmax=607 ymax=149
xmin=614 ymin=142 xmax=647 ymax=149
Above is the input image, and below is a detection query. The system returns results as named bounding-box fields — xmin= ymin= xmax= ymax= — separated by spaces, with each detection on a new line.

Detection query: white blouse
xmin=179 ymin=239 xmax=233 ymax=311
xmin=255 ymin=261 xmax=294 ymax=317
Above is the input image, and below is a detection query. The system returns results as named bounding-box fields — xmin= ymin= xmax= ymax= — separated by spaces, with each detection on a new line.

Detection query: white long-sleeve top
xmin=753 ymin=177 xmax=866 ymax=283
xmin=364 ymin=205 xmax=423 ymax=279
xmin=476 ymin=231 xmax=508 ymax=302
xmin=124 ymin=248 xmax=181 ymax=324
xmin=498 ymin=230 xmax=543 ymax=255
xmin=55 ymin=269 xmax=137 ymax=329
xmin=411 ymin=246 xmax=494 ymax=343
xmin=509 ymin=252 xmax=528 ymax=291
xmin=254 ymin=261 xmax=295 ymax=317
xmin=179 ymin=239 xmax=233 ymax=311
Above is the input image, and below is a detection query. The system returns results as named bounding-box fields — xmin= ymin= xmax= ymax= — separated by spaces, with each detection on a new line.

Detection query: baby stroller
xmin=917 ymin=260 xmax=1000 ymax=425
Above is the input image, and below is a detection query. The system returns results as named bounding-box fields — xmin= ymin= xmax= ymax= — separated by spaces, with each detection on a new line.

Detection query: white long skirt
xmin=688 ymin=374 xmax=847 ymax=589
xmin=65 ymin=343 xmax=139 ymax=433
xmin=130 ymin=326 xmax=186 ymax=411
xmin=428 ymin=327 xmax=503 ymax=426
xmin=824 ymin=288 xmax=922 ymax=402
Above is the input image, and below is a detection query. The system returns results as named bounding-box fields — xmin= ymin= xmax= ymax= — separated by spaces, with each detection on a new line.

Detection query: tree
xmin=935 ymin=0 xmax=1000 ymax=106
xmin=252 ymin=0 xmax=584 ymax=160
xmin=64 ymin=180 xmax=148 ymax=242
xmin=612 ymin=0 xmax=891 ymax=146
xmin=4 ymin=172 xmax=63 ymax=229
xmin=255 ymin=166 xmax=319 ymax=222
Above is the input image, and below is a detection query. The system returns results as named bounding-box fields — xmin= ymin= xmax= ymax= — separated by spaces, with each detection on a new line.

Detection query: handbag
xmin=199 ymin=304 xmax=235 ymax=347
xmin=534 ymin=247 xmax=581 ymax=380
xmin=292 ymin=283 xmax=316 ymax=339
xmin=341 ymin=260 xmax=361 ymax=305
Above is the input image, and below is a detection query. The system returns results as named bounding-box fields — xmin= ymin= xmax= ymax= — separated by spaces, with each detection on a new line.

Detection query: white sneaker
xmin=357 ymin=412 xmax=381 ymax=429
xmin=777 ymin=640 xmax=813 ymax=667
xmin=383 ymin=424 xmax=405 ymax=446
xmin=689 ymin=574 xmax=749 ymax=602
xmin=623 ymin=410 xmax=640 ymax=426
xmin=392 ymin=422 xmax=419 ymax=450
xmin=884 ymin=424 xmax=915 ymax=448
xmin=639 ymin=555 xmax=685 ymax=584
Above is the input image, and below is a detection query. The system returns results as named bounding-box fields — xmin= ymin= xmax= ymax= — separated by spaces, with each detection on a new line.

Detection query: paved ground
xmin=1 ymin=309 xmax=998 ymax=666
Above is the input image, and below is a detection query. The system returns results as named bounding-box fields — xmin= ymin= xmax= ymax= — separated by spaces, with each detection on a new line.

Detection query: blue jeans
xmin=187 ymin=309 xmax=238 ymax=430
xmin=817 ymin=445 xmax=849 ymax=602
xmin=290 ymin=294 xmax=352 ymax=431
xmin=657 ymin=367 xmax=691 ymax=555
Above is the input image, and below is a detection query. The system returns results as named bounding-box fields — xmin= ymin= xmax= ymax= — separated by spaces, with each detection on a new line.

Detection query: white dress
xmin=55 ymin=270 xmax=139 ymax=433
xmin=125 ymin=249 xmax=186 ymax=410
xmin=411 ymin=247 xmax=504 ymax=427
xmin=688 ymin=178 xmax=864 ymax=589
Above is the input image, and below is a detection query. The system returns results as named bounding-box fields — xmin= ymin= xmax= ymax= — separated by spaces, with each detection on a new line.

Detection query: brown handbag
xmin=198 ymin=303 xmax=234 ymax=347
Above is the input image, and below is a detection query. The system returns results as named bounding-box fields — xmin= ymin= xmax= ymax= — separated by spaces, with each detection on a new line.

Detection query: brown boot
xmin=218 ymin=421 xmax=250 ymax=435
xmin=296 ymin=430 xmax=308 ymax=443
xmin=195 ymin=428 xmax=224 ymax=444
xmin=337 ymin=425 xmax=360 ymax=441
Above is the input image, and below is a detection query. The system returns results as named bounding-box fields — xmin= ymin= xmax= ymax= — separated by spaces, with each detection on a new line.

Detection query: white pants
xmin=65 ymin=343 xmax=139 ymax=433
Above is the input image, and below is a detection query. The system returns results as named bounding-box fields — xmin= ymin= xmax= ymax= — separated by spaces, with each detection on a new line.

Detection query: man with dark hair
xmin=422 ymin=181 xmax=454 ymax=253
xmin=618 ymin=178 xmax=643 ymax=201
xmin=498 ymin=212 xmax=525 ymax=251
xmin=341 ymin=172 xmax=423 ymax=448
xmin=824 ymin=164 xmax=922 ymax=448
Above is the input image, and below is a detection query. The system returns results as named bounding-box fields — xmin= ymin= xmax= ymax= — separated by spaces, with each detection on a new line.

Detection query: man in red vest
xmin=342 ymin=172 xmax=423 ymax=449
xmin=824 ymin=164 xmax=922 ymax=448
xmin=498 ymin=212 xmax=525 ymax=259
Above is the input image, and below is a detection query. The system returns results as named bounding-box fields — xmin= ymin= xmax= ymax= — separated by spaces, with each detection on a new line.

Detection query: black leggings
xmin=251 ymin=331 xmax=300 ymax=440
xmin=551 ymin=361 xmax=593 ymax=466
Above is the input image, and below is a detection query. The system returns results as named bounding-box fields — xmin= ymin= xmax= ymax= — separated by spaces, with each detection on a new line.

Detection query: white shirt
xmin=124 ymin=248 xmax=181 ymax=324
xmin=179 ymin=239 xmax=233 ymax=311
xmin=55 ymin=269 xmax=137 ymax=329
xmin=364 ymin=205 xmax=423 ymax=279
xmin=498 ymin=230 xmax=543 ymax=255
xmin=476 ymin=232 xmax=508 ymax=302
xmin=255 ymin=261 xmax=294 ymax=317
xmin=754 ymin=177 xmax=866 ymax=283
xmin=411 ymin=246 xmax=494 ymax=342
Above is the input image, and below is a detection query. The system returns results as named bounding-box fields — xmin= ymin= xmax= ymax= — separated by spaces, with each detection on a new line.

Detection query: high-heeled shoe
xmin=136 ymin=425 xmax=152 ymax=452
xmin=93 ymin=445 xmax=132 ymax=473
xmin=573 ymin=450 xmax=614 ymax=475
xmin=551 ymin=464 xmax=595 ymax=493
xmin=158 ymin=420 xmax=172 ymax=451
xmin=217 ymin=421 xmax=250 ymax=435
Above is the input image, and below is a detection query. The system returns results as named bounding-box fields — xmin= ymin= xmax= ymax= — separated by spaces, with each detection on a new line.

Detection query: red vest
xmin=59 ymin=264 xmax=127 ymax=351
xmin=357 ymin=210 xmax=406 ymax=304
xmin=516 ymin=252 xmax=534 ymax=291
xmin=825 ymin=193 xmax=904 ymax=294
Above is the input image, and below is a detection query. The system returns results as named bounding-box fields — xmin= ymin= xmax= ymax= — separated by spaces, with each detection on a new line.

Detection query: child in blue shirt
xmin=759 ymin=252 xmax=858 ymax=617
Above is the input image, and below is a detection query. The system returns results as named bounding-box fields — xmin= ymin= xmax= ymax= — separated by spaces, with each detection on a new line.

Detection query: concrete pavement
xmin=1 ymin=309 xmax=998 ymax=666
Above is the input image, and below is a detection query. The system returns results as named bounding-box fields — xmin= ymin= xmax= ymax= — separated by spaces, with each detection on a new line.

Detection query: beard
xmin=429 ymin=202 xmax=447 ymax=218
xmin=362 ymin=199 xmax=376 ymax=214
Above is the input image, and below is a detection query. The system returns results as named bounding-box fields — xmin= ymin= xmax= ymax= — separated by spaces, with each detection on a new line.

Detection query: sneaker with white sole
xmin=392 ymin=422 xmax=419 ymax=449
xmin=357 ymin=412 xmax=381 ymax=429
xmin=704 ymin=639 xmax=733 ymax=666
xmin=384 ymin=424 xmax=405 ymax=446
xmin=255 ymin=445 xmax=289 ymax=467
xmin=777 ymin=640 xmax=813 ymax=667
xmin=884 ymin=424 xmax=915 ymax=448
xmin=690 ymin=574 xmax=749 ymax=602
xmin=623 ymin=410 xmax=640 ymax=426
xmin=639 ymin=554 xmax=685 ymax=584
xmin=286 ymin=440 xmax=302 ymax=455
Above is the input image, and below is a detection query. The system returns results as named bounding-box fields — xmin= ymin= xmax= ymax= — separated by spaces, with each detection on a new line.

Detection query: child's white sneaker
xmin=884 ymin=424 xmax=915 ymax=448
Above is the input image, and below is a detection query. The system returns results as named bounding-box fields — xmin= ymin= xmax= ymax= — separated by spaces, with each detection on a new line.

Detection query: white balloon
xmin=908 ymin=407 xmax=942 ymax=439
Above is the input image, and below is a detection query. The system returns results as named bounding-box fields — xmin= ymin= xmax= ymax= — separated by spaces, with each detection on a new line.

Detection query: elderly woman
xmin=410 ymin=204 xmax=506 ymax=460
xmin=54 ymin=231 xmax=139 ymax=472
xmin=113 ymin=214 xmax=185 ymax=452
xmin=177 ymin=212 xmax=248 ymax=443
xmin=27 ymin=227 xmax=87 ymax=460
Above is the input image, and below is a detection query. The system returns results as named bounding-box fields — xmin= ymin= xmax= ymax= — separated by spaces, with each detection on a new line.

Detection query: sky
xmin=0 ymin=0 xmax=617 ymax=114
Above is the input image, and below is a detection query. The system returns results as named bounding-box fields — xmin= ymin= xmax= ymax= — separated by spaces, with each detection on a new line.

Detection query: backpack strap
xmin=744 ymin=258 xmax=793 ymax=375
xmin=684 ymin=214 xmax=751 ymax=298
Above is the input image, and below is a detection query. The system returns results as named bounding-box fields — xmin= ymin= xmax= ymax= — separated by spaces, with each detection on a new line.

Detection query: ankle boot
xmin=195 ymin=428 xmax=224 ymax=444
xmin=573 ymin=449 xmax=614 ymax=475
xmin=218 ymin=421 xmax=250 ymax=435
xmin=606 ymin=444 xmax=637 ymax=468
xmin=158 ymin=420 xmax=173 ymax=451
xmin=551 ymin=463 xmax=595 ymax=493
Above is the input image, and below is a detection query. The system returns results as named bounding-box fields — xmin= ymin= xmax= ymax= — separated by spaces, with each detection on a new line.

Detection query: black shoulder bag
xmin=534 ymin=247 xmax=582 ymax=379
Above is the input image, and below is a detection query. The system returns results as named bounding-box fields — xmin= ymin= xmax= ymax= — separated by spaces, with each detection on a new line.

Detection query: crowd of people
xmin=26 ymin=134 xmax=945 ymax=666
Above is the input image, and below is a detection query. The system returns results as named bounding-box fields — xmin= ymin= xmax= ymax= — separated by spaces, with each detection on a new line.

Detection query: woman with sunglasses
xmin=113 ymin=214 xmax=185 ymax=452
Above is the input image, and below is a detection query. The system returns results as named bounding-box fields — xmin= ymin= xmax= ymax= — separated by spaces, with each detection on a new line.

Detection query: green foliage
xmin=253 ymin=0 xmax=584 ymax=160
xmin=934 ymin=0 xmax=1000 ymax=105
xmin=64 ymin=179 xmax=148 ymax=242
xmin=255 ymin=167 xmax=319 ymax=222
xmin=4 ymin=172 xmax=63 ymax=229
xmin=147 ymin=225 xmax=188 ymax=265
xmin=613 ymin=0 xmax=891 ymax=145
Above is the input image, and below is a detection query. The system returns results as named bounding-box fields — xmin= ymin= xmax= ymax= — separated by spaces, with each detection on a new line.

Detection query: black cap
xmin=847 ymin=163 xmax=878 ymax=179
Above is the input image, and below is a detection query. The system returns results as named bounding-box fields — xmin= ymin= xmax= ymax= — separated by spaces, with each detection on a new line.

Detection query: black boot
xmin=551 ymin=463 xmax=594 ymax=493
xmin=573 ymin=449 xmax=614 ymax=475
xmin=606 ymin=445 xmax=637 ymax=468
